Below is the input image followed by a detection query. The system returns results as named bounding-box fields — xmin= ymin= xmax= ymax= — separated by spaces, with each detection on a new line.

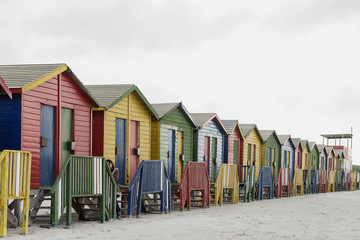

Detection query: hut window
xmin=247 ymin=144 xmax=251 ymax=165
xmin=252 ymin=145 xmax=256 ymax=165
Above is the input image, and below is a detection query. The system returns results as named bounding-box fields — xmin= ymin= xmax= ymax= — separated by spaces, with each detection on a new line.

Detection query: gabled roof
xmin=86 ymin=84 xmax=159 ymax=119
xmin=317 ymin=144 xmax=326 ymax=153
xmin=259 ymin=130 xmax=280 ymax=143
xmin=300 ymin=140 xmax=309 ymax=151
xmin=151 ymin=102 xmax=198 ymax=128
xmin=239 ymin=124 xmax=263 ymax=142
xmin=292 ymin=138 xmax=302 ymax=149
xmin=308 ymin=141 xmax=319 ymax=153
xmin=190 ymin=113 xmax=227 ymax=134
xmin=277 ymin=135 xmax=295 ymax=148
xmin=325 ymin=146 xmax=335 ymax=156
xmin=0 ymin=63 xmax=99 ymax=106
xmin=0 ymin=76 xmax=12 ymax=99
xmin=334 ymin=149 xmax=345 ymax=158
xmin=221 ymin=120 xmax=244 ymax=139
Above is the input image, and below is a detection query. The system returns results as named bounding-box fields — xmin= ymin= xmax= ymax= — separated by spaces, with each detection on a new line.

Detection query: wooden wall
xmin=22 ymin=72 xmax=93 ymax=188
xmin=281 ymin=139 xmax=295 ymax=182
xmin=194 ymin=118 xmax=225 ymax=181
xmin=242 ymin=129 xmax=262 ymax=180
xmin=102 ymin=91 xmax=152 ymax=185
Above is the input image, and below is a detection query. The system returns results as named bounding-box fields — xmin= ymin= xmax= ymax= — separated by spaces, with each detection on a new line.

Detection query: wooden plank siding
xmin=224 ymin=127 xmax=242 ymax=165
xmin=280 ymin=138 xmax=296 ymax=182
xmin=21 ymin=72 xmax=93 ymax=189
xmin=242 ymin=130 xmax=262 ymax=180
xmin=194 ymin=119 xmax=225 ymax=181
xmin=151 ymin=107 xmax=195 ymax=183
xmin=301 ymin=144 xmax=310 ymax=170
xmin=260 ymin=132 xmax=281 ymax=182
xmin=98 ymin=91 xmax=153 ymax=186
xmin=309 ymin=144 xmax=319 ymax=171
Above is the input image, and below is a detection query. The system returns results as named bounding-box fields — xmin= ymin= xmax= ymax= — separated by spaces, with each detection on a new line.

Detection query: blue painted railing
xmin=127 ymin=160 xmax=171 ymax=217
xmin=312 ymin=170 xmax=319 ymax=194
xmin=256 ymin=166 xmax=274 ymax=200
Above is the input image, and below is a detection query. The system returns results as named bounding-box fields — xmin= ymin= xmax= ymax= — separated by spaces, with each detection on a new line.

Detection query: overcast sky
xmin=1 ymin=0 xmax=359 ymax=164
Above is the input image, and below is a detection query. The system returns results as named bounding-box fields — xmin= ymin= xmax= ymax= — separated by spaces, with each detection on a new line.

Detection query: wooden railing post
xmin=66 ymin=159 xmax=73 ymax=228
xmin=0 ymin=156 xmax=9 ymax=237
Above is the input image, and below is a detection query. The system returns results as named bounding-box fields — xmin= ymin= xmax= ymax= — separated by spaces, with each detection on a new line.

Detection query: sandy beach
xmin=7 ymin=191 xmax=360 ymax=240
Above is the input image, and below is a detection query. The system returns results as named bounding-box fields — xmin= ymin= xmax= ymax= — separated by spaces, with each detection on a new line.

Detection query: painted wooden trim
xmin=92 ymin=107 xmax=106 ymax=111
xmin=22 ymin=64 xmax=68 ymax=93
xmin=106 ymin=85 xmax=159 ymax=120
xmin=0 ymin=76 xmax=12 ymax=99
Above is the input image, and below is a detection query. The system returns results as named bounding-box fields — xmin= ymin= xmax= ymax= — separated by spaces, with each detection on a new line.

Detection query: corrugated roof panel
xmin=190 ymin=113 xmax=216 ymax=127
xmin=151 ymin=103 xmax=180 ymax=119
xmin=259 ymin=130 xmax=275 ymax=142
xmin=0 ymin=63 xmax=65 ymax=88
xmin=85 ymin=84 xmax=134 ymax=107
xmin=221 ymin=120 xmax=238 ymax=134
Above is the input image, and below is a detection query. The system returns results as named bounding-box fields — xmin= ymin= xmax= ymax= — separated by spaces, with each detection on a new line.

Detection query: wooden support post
xmin=66 ymin=161 xmax=73 ymax=228
xmin=0 ymin=158 xmax=9 ymax=237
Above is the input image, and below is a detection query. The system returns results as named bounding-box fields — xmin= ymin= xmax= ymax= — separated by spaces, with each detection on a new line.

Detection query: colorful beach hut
xmin=293 ymin=138 xmax=302 ymax=170
xmin=317 ymin=144 xmax=328 ymax=193
xmin=259 ymin=130 xmax=281 ymax=181
xmin=0 ymin=64 xmax=99 ymax=189
xmin=86 ymin=84 xmax=159 ymax=186
xmin=309 ymin=142 xmax=319 ymax=170
xmin=222 ymin=120 xmax=244 ymax=166
xmin=334 ymin=149 xmax=345 ymax=172
xmin=277 ymin=135 xmax=296 ymax=181
xmin=300 ymin=140 xmax=310 ymax=170
xmin=325 ymin=147 xmax=335 ymax=173
xmin=150 ymin=102 xmax=198 ymax=183
xmin=239 ymin=124 xmax=263 ymax=180
xmin=191 ymin=113 xmax=227 ymax=182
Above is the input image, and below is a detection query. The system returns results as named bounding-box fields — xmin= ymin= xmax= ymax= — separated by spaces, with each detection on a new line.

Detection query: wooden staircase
xmin=171 ymin=183 xmax=180 ymax=210
xmin=118 ymin=185 xmax=129 ymax=218
xmin=72 ymin=197 xmax=101 ymax=221
xmin=210 ymin=183 xmax=216 ymax=206
xmin=29 ymin=188 xmax=52 ymax=224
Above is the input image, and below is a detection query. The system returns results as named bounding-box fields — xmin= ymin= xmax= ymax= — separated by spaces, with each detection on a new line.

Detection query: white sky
xmin=1 ymin=0 xmax=359 ymax=163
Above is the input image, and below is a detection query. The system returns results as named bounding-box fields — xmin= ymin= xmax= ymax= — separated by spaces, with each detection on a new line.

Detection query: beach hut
xmin=325 ymin=147 xmax=335 ymax=173
xmin=308 ymin=142 xmax=320 ymax=193
xmin=222 ymin=120 xmax=244 ymax=166
xmin=191 ymin=113 xmax=227 ymax=182
xmin=150 ymin=102 xmax=198 ymax=183
xmin=239 ymin=124 xmax=263 ymax=180
xmin=317 ymin=144 xmax=328 ymax=193
xmin=259 ymin=130 xmax=281 ymax=181
xmin=334 ymin=149 xmax=345 ymax=172
xmin=86 ymin=84 xmax=159 ymax=186
xmin=308 ymin=142 xmax=319 ymax=170
xmin=300 ymin=140 xmax=310 ymax=170
xmin=0 ymin=64 xmax=99 ymax=189
xmin=277 ymin=135 xmax=296 ymax=181
xmin=293 ymin=138 xmax=302 ymax=170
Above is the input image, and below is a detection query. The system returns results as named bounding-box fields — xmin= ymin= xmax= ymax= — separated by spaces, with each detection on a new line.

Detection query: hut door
xmin=204 ymin=136 xmax=210 ymax=175
xmin=167 ymin=130 xmax=175 ymax=183
xmin=211 ymin=138 xmax=217 ymax=182
xmin=177 ymin=131 xmax=184 ymax=183
xmin=115 ymin=118 xmax=126 ymax=185
xmin=233 ymin=140 xmax=239 ymax=165
xmin=40 ymin=105 xmax=55 ymax=187
xmin=129 ymin=120 xmax=139 ymax=183
xmin=61 ymin=108 xmax=73 ymax=166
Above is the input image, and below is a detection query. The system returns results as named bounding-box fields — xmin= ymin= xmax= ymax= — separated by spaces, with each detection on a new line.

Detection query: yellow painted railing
xmin=0 ymin=150 xmax=31 ymax=237
xmin=213 ymin=164 xmax=239 ymax=206
xmin=350 ymin=172 xmax=356 ymax=191
xmin=328 ymin=171 xmax=336 ymax=192
xmin=292 ymin=169 xmax=304 ymax=196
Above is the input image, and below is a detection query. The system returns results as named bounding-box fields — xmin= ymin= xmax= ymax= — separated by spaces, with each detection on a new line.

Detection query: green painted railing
xmin=304 ymin=170 xmax=312 ymax=194
xmin=50 ymin=155 xmax=117 ymax=227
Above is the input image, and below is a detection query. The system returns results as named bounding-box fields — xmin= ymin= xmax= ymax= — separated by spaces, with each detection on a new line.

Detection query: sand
xmin=6 ymin=191 xmax=360 ymax=240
